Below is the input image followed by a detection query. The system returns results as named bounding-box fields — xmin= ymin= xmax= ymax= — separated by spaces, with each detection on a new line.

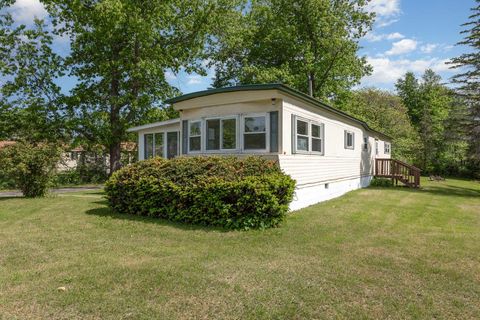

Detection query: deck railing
xmin=375 ymin=158 xmax=421 ymax=188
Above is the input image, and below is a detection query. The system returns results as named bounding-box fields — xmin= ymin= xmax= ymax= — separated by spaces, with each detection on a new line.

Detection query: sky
xmin=4 ymin=0 xmax=475 ymax=94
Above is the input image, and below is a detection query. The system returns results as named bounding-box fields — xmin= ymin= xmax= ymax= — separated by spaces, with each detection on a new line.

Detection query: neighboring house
xmin=58 ymin=142 xmax=137 ymax=172
xmin=128 ymin=84 xmax=417 ymax=210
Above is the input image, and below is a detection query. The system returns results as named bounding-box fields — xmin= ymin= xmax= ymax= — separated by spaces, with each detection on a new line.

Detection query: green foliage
xmin=450 ymin=0 xmax=480 ymax=174
xmin=369 ymin=178 xmax=394 ymax=188
xmin=338 ymin=88 xmax=421 ymax=164
xmin=395 ymin=69 xmax=468 ymax=175
xmin=0 ymin=142 xmax=62 ymax=197
xmin=105 ymin=156 xmax=296 ymax=230
xmin=43 ymin=0 xmax=239 ymax=172
xmin=55 ymin=164 xmax=108 ymax=186
xmin=210 ymin=0 xmax=374 ymax=101
xmin=0 ymin=12 xmax=66 ymax=142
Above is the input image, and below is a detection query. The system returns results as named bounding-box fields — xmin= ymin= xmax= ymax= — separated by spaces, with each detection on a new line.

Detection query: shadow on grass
xmin=370 ymin=182 xmax=480 ymax=199
xmin=85 ymin=200 xmax=229 ymax=233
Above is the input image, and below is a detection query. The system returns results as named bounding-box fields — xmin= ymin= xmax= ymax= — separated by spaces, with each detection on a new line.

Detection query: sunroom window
xmin=243 ymin=115 xmax=266 ymax=150
xmin=206 ymin=119 xmax=220 ymax=150
xmin=344 ymin=130 xmax=354 ymax=149
xmin=363 ymin=136 xmax=368 ymax=151
xmin=144 ymin=132 xmax=164 ymax=159
xmin=222 ymin=118 xmax=237 ymax=149
xmin=189 ymin=120 xmax=201 ymax=152
xmin=144 ymin=134 xmax=154 ymax=159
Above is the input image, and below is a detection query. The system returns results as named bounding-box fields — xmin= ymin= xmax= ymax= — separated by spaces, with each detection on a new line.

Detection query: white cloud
xmin=364 ymin=31 xmax=404 ymax=42
xmin=186 ymin=75 xmax=203 ymax=85
xmin=385 ymin=39 xmax=417 ymax=55
xmin=9 ymin=0 xmax=47 ymax=24
xmin=366 ymin=0 xmax=401 ymax=27
xmin=165 ymin=71 xmax=177 ymax=81
xmin=362 ymin=57 xmax=453 ymax=87
xmin=420 ymin=43 xmax=438 ymax=54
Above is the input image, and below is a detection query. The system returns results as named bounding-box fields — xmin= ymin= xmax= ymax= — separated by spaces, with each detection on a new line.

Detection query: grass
xmin=0 ymin=178 xmax=479 ymax=319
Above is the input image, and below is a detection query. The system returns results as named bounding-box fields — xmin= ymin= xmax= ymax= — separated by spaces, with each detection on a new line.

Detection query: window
xmin=189 ymin=120 xmax=201 ymax=152
xmin=222 ymin=118 xmax=237 ymax=149
xmin=384 ymin=142 xmax=391 ymax=154
xmin=375 ymin=139 xmax=379 ymax=155
xmin=154 ymin=133 xmax=164 ymax=158
xmin=144 ymin=133 xmax=154 ymax=159
xmin=206 ymin=119 xmax=220 ymax=150
xmin=243 ymin=115 xmax=267 ymax=150
xmin=363 ymin=136 xmax=368 ymax=151
xmin=344 ymin=131 xmax=354 ymax=149
xmin=293 ymin=116 xmax=324 ymax=154
xmin=311 ymin=123 xmax=323 ymax=153
xmin=296 ymin=119 xmax=309 ymax=151
xmin=144 ymin=133 xmax=164 ymax=159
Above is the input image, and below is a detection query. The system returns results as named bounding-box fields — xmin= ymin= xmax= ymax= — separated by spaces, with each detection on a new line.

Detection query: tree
xmin=338 ymin=88 xmax=421 ymax=164
xmin=396 ymin=70 xmax=467 ymax=174
xmin=395 ymin=72 xmax=421 ymax=126
xmin=0 ymin=9 xmax=66 ymax=142
xmin=43 ymin=0 xmax=237 ymax=173
xmin=449 ymin=0 xmax=480 ymax=173
xmin=210 ymin=0 xmax=374 ymax=101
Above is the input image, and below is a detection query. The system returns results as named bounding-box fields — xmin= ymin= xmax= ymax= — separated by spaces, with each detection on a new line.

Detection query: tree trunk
xmin=109 ymin=140 xmax=122 ymax=174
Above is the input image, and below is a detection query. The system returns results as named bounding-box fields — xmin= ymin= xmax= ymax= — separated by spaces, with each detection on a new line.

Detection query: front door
xmin=167 ymin=131 xmax=179 ymax=159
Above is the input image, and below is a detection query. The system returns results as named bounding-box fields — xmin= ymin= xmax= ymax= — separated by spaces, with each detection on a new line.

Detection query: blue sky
xmin=5 ymin=0 xmax=475 ymax=94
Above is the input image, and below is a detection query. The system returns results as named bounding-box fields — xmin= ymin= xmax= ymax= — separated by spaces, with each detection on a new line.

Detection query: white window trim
xmin=204 ymin=115 xmax=240 ymax=153
xmin=344 ymin=130 xmax=355 ymax=150
xmin=241 ymin=113 xmax=270 ymax=153
xmin=292 ymin=115 xmax=324 ymax=155
xmin=188 ymin=120 xmax=202 ymax=153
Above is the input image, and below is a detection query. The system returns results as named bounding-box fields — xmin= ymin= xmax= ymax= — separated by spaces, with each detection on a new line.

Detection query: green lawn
xmin=0 ymin=178 xmax=479 ymax=319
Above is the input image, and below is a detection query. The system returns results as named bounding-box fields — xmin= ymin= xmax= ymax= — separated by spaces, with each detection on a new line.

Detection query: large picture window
xmin=344 ymin=130 xmax=354 ymax=150
xmin=189 ymin=120 xmax=202 ymax=152
xmin=243 ymin=115 xmax=266 ymax=150
xmin=293 ymin=116 xmax=324 ymax=155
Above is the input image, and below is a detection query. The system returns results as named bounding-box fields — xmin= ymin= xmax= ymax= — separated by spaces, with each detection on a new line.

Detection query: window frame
xmin=188 ymin=120 xmax=202 ymax=153
xmin=344 ymin=130 xmax=355 ymax=150
xmin=384 ymin=142 xmax=391 ymax=154
xmin=241 ymin=113 xmax=269 ymax=153
xmin=144 ymin=132 xmax=166 ymax=159
xmin=363 ymin=136 xmax=369 ymax=152
xmin=292 ymin=115 xmax=324 ymax=155
xmin=204 ymin=115 xmax=240 ymax=153
xmin=375 ymin=139 xmax=379 ymax=156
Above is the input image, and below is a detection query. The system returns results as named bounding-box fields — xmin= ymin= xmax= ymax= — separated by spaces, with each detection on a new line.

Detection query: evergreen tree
xmin=450 ymin=0 xmax=480 ymax=167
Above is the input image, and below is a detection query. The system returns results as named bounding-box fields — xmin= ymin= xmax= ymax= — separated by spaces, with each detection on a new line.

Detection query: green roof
xmin=165 ymin=83 xmax=391 ymax=140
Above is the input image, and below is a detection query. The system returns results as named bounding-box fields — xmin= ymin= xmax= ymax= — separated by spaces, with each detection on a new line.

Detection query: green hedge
xmin=369 ymin=177 xmax=394 ymax=187
xmin=105 ymin=156 xmax=296 ymax=229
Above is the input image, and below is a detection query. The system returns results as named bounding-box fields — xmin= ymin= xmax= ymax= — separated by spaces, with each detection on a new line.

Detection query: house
xmin=58 ymin=142 xmax=137 ymax=172
xmin=128 ymin=84 xmax=417 ymax=210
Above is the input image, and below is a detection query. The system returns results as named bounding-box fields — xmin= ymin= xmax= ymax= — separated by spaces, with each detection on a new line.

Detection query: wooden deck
xmin=375 ymin=158 xmax=421 ymax=188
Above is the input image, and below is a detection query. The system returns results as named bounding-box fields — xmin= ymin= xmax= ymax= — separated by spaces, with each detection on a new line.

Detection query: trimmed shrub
xmin=0 ymin=142 xmax=61 ymax=197
xmin=369 ymin=177 xmax=394 ymax=187
xmin=105 ymin=156 xmax=296 ymax=229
